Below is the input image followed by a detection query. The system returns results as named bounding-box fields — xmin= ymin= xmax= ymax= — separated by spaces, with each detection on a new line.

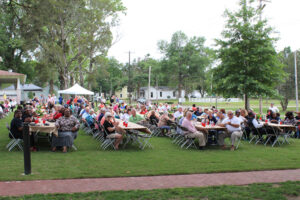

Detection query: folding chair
xmin=6 ymin=122 xmax=23 ymax=151
xmin=100 ymin=125 xmax=116 ymax=150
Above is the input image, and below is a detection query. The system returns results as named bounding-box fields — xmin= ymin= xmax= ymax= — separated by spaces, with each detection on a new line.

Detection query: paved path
xmin=1 ymin=169 xmax=300 ymax=197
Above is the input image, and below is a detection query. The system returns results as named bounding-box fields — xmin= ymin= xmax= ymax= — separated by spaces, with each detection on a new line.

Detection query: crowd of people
xmin=6 ymin=93 xmax=300 ymax=152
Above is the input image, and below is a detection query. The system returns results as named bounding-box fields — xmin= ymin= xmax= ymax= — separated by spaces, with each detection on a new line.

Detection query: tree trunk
xmin=178 ymin=72 xmax=182 ymax=98
xmin=79 ymin=64 xmax=84 ymax=86
xmin=244 ymin=93 xmax=250 ymax=110
xmin=280 ymin=98 xmax=289 ymax=111
xmin=49 ymin=79 xmax=54 ymax=95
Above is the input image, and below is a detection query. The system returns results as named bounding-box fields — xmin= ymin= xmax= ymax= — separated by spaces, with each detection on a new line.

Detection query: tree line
xmin=0 ymin=0 xmax=299 ymax=111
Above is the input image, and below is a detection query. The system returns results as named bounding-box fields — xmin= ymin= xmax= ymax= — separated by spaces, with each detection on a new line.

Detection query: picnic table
xmin=195 ymin=122 xmax=227 ymax=131
xmin=116 ymin=119 xmax=151 ymax=134
xmin=115 ymin=119 xmax=152 ymax=149
xmin=29 ymin=119 xmax=58 ymax=137
xmin=259 ymin=122 xmax=295 ymax=147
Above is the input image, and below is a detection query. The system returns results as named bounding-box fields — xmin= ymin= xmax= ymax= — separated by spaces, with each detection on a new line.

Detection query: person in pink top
xmin=181 ymin=112 xmax=206 ymax=149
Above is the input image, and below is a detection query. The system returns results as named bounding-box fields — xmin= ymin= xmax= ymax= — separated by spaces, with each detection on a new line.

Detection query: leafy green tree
xmin=158 ymin=31 xmax=214 ymax=98
xmin=277 ymin=47 xmax=300 ymax=111
xmin=213 ymin=0 xmax=284 ymax=110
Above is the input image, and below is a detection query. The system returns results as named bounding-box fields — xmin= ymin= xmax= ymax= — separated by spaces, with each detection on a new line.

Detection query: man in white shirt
xmin=219 ymin=111 xmax=243 ymax=151
xmin=269 ymin=103 xmax=279 ymax=113
xmin=174 ymin=107 xmax=183 ymax=119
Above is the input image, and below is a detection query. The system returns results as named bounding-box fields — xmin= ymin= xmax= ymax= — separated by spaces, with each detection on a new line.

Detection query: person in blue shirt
xmin=59 ymin=95 xmax=63 ymax=105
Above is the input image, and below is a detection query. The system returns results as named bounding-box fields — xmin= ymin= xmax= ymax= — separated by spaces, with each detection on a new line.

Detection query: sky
xmin=108 ymin=0 xmax=300 ymax=63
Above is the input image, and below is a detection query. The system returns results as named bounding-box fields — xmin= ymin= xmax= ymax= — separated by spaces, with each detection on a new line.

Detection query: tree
xmin=214 ymin=0 xmax=284 ymax=110
xmin=277 ymin=47 xmax=300 ymax=111
xmin=158 ymin=31 xmax=214 ymax=98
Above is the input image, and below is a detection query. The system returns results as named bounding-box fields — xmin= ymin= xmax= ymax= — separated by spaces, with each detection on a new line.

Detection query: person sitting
xmin=201 ymin=108 xmax=209 ymax=117
xmin=207 ymin=110 xmax=217 ymax=124
xmin=86 ymin=109 xmax=96 ymax=128
xmin=129 ymin=109 xmax=144 ymax=124
xmin=103 ymin=112 xmax=124 ymax=150
xmin=140 ymin=105 xmax=148 ymax=115
xmin=268 ymin=111 xmax=280 ymax=124
xmin=192 ymin=104 xmax=197 ymax=112
xmin=235 ymin=110 xmax=247 ymax=126
xmin=97 ymin=108 xmax=106 ymax=122
xmin=157 ymin=112 xmax=174 ymax=135
xmin=53 ymin=107 xmax=64 ymax=120
xmin=121 ymin=108 xmax=131 ymax=122
xmin=219 ymin=111 xmax=243 ymax=151
xmin=173 ymin=107 xmax=183 ymax=120
xmin=247 ymin=112 xmax=267 ymax=138
xmin=10 ymin=110 xmax=36 ymax=151
xmin=194 ymin=107 xmax=202 ymax=116
xmin=52 ymin=108 xmax=80 ymax=153
xmin=284 ymin=111 xmax=296 ymax=125
xmin=148 ymin=110 xmax=159 ymax=125
xmin=181 ymin=111 xmax=206 ymax=149
xmin=81 ymin=107 xmax=90 ymax=121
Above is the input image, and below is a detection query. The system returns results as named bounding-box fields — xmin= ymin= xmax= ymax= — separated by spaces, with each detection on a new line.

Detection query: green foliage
xmin=214 ymin=0 xmax=284 ymax=109
xmin=158 ymin=31 xmax=214 ymax=97
xmin=277 ymin=47 xmax=300 ymax=111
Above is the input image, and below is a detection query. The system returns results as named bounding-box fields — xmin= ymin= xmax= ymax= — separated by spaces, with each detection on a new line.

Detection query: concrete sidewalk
xmin=1 ymin=169 xmax=300 ymax=197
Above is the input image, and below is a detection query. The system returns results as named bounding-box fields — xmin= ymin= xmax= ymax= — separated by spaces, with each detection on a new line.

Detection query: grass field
xmin=1 ymin=112 xmax=300 ymax=182
xmin=2 ymin=181 xmax=300 ymax=200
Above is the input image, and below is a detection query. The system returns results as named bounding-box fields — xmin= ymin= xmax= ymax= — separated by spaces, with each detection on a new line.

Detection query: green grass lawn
xmin=2 ymin=181 xmax=300 ymax=200
xmin=1 ymin=113 xmax=300 ymax=182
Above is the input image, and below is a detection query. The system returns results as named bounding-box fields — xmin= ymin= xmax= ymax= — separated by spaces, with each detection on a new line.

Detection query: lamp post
xmin=295 ymin=51 xmax=299 ymax=112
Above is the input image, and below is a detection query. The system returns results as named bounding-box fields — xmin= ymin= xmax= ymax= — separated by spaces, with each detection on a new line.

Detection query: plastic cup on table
xmin=43 ymin=120 xmax=46 ymax=124
xmin=280 ymin=121 xmax=283 ymax=125
xmin=259 ymin=117 xmax=262 ymax=121
xmin=34 ymin=119 xmax=39 ymax=124
xmin=201 ymin=122 xmax=205 ymax=127
xmin=265 ymin=119 xmax=268 ymax=123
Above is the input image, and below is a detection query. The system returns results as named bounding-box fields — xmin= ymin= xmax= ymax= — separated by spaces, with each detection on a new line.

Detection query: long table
xmin=29 ymin=120 xmax=58 ymax=137
xmin=116 ymin=119 xmax=151 ymax=134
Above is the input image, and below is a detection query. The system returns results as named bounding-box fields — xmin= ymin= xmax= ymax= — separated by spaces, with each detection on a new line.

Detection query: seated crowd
xmin=8 ymin=94 xmax=300 ymax=152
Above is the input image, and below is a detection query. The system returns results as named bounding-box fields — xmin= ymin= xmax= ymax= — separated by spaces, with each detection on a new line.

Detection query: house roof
xmin=140 ymin=86 xmax=174 ymax=91
xmin=3 ymin=84 xmax=43 ymax=91
xmin=22 ymin=84 xmax=43 ymax=91
xmin=0 ymin=70 xmax=26 ymax=83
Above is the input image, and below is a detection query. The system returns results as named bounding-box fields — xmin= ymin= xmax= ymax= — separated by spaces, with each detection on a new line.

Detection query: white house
xmin=0 ymin=70 xmax=26 ymax=103
xmin=139 ymin=86 xmax=185 ymax=100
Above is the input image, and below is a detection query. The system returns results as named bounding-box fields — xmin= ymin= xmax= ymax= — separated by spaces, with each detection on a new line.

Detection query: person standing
xmin=59 ymin=95 xmax=63 ymax=105
xmin=269 ymin=103 xmax=279 ymax=113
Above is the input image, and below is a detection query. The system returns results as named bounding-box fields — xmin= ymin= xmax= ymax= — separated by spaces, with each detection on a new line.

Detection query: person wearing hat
xmin=103 ymin=112 xmax=123 ymax=150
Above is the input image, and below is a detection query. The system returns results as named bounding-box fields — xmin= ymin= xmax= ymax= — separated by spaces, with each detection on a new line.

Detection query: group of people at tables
xmin=9 ymin=98 xmax=299 ymax=152
xmin=10 ymin=103 xmax=80 ymax=153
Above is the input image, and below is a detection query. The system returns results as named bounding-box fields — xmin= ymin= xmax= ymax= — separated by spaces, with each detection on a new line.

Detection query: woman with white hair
xmin=103 ymin=112 xmax=124 ymax=150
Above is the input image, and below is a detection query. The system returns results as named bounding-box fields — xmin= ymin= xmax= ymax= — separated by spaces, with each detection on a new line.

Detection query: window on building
xmin=151 ymin=92 xmax=153 ymax=98
xmin=173 ymin=91 xmax=176 ymax=97
xmin=120 ymin=94 xmax=122 ymax=98
xmin=160 ymin=92 xmax=162 ymax=97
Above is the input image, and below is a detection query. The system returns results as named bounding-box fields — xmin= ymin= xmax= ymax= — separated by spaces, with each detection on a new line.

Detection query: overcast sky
xmin=108 ymin=0 xmax=300 ymax=63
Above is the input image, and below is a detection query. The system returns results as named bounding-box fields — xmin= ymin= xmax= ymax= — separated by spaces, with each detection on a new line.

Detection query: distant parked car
xmin=137 ymin=98 xmax=146 ymax=104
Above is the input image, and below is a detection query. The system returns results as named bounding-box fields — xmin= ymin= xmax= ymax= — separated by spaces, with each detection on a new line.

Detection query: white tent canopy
xmin=58 ymin=83 xmax=94 ymax=95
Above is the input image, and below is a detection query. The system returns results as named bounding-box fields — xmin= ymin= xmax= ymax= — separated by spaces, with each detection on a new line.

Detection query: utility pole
xmin=126 ymin=51 xmax=134 ymax=104
xmin=295 ymin=51 xmax=299 ymax=112
xmin=148 ymin=66 xmax=151 ymax=102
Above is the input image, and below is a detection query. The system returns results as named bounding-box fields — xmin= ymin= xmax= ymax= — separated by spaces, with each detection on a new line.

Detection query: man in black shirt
xmin=10 ymin=110 xmax=36 ymax=150
xmin=10 ymin=110 xmax=23 ymax=139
